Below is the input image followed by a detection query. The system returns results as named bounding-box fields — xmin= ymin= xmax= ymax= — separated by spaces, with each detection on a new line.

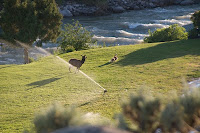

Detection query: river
xmin=63 ymin=4 xmax=200 ymax=46
xmin=0 ymin=4 xmax=200 ymax=65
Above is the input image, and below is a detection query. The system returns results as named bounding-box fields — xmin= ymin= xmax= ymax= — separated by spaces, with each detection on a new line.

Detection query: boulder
xmin=140 ymin=1 xmax=146 ymax=7
xmin=134 ymin=5 xmax=140 ymax=10
xmin=60 ymin=8 xmax=73 ymax=17
xmin=173 ymin=0 xmax=183 ymax=4
xmin=111 ymin=6 xmax=126 ymax=13
xmin=61 ymin=4 xmax=98 ymax=16
xmin=128 ymin=3 xmax=140 ymax=10
xmin=149 ymin=2 xmax=157 ymax=8
xmin=180 ymin=0 xmax=194 ymax=5
xmin=74 ymin=6 xmax=97 ymax=15
xmin=150 ymin=0 xmax=160 ymax=4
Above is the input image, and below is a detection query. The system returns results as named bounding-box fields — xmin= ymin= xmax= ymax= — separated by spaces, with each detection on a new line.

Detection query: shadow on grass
xmin=26 ymin=77 xmax=62 ymax=90
xmin=0 ymin=65 xmax=15 ymax=70
xmin=78 ymin=95 xmax=104 ymax=107
xmin=98 ymin=62 xmax=111 ymax=67
xmin=116 ymin=39 xmax=200 ymax=66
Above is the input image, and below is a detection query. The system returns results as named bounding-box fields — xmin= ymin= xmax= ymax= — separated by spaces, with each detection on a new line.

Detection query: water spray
xmin=79 ymin=69 xmax=108 ymax=93
xmin=56 ymin=56 xmax=107 ymax=93
xmin=9 ymin=39 xmax=107 ymax=93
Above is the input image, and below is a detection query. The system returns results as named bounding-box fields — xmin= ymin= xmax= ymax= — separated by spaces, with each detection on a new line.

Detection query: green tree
xmin=34 ymin=0 xmax=63 ymax=43
xmin=0 ymin=0 xmax=62 ymax=63
xmin=58 ymin=20 xmax=94 ymax=52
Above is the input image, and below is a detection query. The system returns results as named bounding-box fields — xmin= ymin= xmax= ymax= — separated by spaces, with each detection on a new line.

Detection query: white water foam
xmin=123 ymin=22 xmax=141 ymax=29
xmin=116 ymin=30 xmax=149 ymax=37
xmin=150 ymin=7 xmax=170 ymax=13
xmin=140 ymin=23 xmax=169 ymax=28
xmin=93 ymin=35 xmax=143 ymax=44
xmin=56 ymin=56 xmax=107 ymax=92
xmin=175 ymin=14 xmax=192 ymax=20
xmin=123 ymin=22 xmax=169 ymax=29
xmin=154 ymin=19 xmax=192 ymax=26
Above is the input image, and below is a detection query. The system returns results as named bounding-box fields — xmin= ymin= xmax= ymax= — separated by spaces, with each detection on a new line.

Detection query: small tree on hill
xmin=58 ymin=20 xmax=94 ymax=52
xmin=0 ymin=0 xmax=62 ymax=63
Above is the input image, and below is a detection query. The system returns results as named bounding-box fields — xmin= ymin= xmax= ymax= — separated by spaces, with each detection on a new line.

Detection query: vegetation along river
xmin=63 ymin=4 xmax=200 ymax=46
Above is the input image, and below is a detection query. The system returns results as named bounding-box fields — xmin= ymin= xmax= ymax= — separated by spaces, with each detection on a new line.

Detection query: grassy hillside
xmin=0 ymin=39 xmax=200 ymax=132
xmin=0 ymin=56 xmax=105 ymax=132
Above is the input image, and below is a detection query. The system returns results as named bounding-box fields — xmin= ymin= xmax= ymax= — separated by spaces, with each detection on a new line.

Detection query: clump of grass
xmin=34 ymin=103 xmax=86 ymax=133
xmin=187 ymin=70 xmax=200 ymax=79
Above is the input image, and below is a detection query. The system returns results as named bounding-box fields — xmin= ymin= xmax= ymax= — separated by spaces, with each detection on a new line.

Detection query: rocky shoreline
xmin=60 ymin=0 xmax=200 ymax=17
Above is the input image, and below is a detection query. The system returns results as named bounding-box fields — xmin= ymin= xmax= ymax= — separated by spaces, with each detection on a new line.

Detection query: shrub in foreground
xmin=180 ymin=88 xmax=200 ymax=128
xmin=144 ymin=24 xmax=188 ymax=43
xmin=119 ymin=87 xmax=200 ymax=132
xmin=160 ymin=101 xmax=185 ymax=132
xmin=34 ymin=103 xmax=85 ymax=133
xmin=31 ymin=87 xmax=200 ymax=132
xmin=121 ymin=92 xmax=161 ymax=132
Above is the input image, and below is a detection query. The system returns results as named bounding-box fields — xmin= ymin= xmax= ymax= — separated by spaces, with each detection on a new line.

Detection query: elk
xmin=69 ymin=55 xmax=87 ymax=73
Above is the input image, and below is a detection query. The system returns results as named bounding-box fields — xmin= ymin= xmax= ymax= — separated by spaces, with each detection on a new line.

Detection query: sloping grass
xmin=59 ymin=39 xmax=200 ymax=119
xmin=0 ymin=56 xmax=105 ymax=132
xmin=0 ymin=39 xmax=200 ymax=132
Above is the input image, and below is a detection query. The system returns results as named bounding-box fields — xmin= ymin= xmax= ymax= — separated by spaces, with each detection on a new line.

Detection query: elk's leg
xmin=69 ymin=65 xmax=72 ymax=72
xmin=75 ymin=67 xmax=80 ymax=74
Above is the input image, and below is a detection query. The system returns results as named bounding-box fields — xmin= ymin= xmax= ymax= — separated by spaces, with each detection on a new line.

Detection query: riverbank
xmin=60 ymin=0 xmax=200 ymax=17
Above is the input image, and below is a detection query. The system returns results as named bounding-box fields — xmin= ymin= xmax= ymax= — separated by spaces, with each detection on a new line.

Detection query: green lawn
xmin=0 ymin=39 xmax=200 ymax=132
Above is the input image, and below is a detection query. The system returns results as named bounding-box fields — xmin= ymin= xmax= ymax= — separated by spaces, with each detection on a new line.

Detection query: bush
xmin=191 ymin=10 xmax=200 ymax=29
xmin=160 ymin=101 xmax=185 ymax=132
xmin=65 ymin=46 xmax=75 ymax=53
xmin=144 ymin=24 xmax=188 ymax=43
xmin=188 ymin=28 xmax=200 ymax=39
xmin=58 ymin=20 xmax=94 ymax=52
xmin=119 ymin=87 xmax=200 ymax=132
xmin=121 ymin=92 xmax=161 ymax=132
xmin=180 ymin=88 xmax=200 ymax=128
xmin=34 ymin=103 xmax=86 ymax=133
xmin=189 ymin=10 xmax=200 ymax=39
